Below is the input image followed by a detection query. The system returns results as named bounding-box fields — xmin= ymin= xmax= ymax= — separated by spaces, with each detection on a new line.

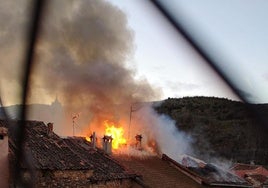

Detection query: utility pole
xmin=128 ymin=105 xmax=133 ymax=141
xmin=128 ymin=103 xmax=143 ymax=142
xmin=72 ymin=118 xmax=75 ymax=136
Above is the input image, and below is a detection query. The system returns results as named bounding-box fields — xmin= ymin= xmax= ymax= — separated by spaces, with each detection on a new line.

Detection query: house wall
xmin=90 ymin=179 xmax=141 ymax=188
xmin=30 ymin=170 xmax=139 ymax=188
xmin=33 ymin=169 xmax=93 ymax=187
xmin=53 ymin=169 xmax=93 ymax=180
xmin=0 ymin=127 xmax=9 ymax=188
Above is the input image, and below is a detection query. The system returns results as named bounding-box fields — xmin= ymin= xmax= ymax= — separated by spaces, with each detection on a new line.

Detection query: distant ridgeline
xmin=0 ymin=97 xmax=63 ymax=124
xmin=155 ymin=97 xmax=268 ymax=165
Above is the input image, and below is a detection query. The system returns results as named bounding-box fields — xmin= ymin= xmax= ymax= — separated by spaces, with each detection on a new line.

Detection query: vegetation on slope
xmin=155 ymin=97 xmax=268 ymax=164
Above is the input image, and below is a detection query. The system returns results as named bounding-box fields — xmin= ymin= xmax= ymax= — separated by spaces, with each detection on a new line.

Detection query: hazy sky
xmin=1 ymin=0 xmax=267 ymax=105
xmin=109 ymin=0 xmax=268 ymax=103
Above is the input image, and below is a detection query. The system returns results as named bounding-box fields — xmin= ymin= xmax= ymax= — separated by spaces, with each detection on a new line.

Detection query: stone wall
xmin=89 ymin=179 xmax=140 ymax=188
xmin=53 ymin=169 xmax=93 ymax=180
xmin=30 ymin=170 xmax=139 ymax=187
xmin=34 ymin=169 xmax=93 ymax=187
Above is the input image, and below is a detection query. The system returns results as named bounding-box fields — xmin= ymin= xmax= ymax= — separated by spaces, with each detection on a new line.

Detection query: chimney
xmin=90 ymin=132 xmax=97 ymax=149
xmin=102 ymin=135 xmax=113 ymax=154
xmin=135 ymin=134 xmax=142 ymax=150
xmin=47 ymin=122 xmax=54 ymax=136
xmin=0 ymin=127 xmax=9 ymax=187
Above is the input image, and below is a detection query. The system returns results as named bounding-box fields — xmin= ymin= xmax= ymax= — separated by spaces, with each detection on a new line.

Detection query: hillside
xmin=155 ymin=97 xmax=268 ymax=165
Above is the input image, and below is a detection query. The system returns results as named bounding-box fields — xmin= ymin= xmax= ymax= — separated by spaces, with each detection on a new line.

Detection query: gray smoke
xmin=0 ymin=0 xmax=32 ymax=105
xmin=131 ymin=103 xmax=194 ymax=158
xmin=0 ymin=0 xmax=162 ymax=134
xmin=1 ymin=1 xmax=234 ymax=171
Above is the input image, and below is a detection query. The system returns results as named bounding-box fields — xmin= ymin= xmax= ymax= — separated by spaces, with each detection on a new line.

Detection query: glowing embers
xmin=104 ymin=121 xmax=127 ymax=149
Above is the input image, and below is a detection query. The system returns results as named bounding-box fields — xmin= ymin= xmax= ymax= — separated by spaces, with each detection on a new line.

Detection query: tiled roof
xmin=162 ymin=154 xmax=251 ymax=187
xmin=188 ymin=164 xmax=248 ymax=185
xmin=246 ymin=174 xmax=268 ymax=184
xmin=24 ymin=124 xmax=88 ymax=170
xmin=232 ymin=163 xmax=260 ymax=171
xmin=115 ymin=155 xmax=206 ymax=188
xmin=231 ymin=163 xmax=268 ymax=186
xmin=231 ymin=163 xmax=268 ymax=177
xmin=63 ymin=138 xmax=138 ymax=182
xmin=1 ymin=119 xmax=138 ymax=181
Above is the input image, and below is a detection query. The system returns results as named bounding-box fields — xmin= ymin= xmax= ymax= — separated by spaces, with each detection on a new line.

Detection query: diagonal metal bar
xmin=14 ymin=0 xmax=45 ymax=186
xmin=0 ymin=97 xmax=8 ymax=119
xmin=150 ymin=0 xmax=268 ymax=132
xmin=150 ymin=0 xmax=245 ymax=103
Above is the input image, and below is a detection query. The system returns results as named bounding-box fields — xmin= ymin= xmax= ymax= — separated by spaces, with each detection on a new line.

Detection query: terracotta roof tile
xmin=1 ymin=119 xmax=139 ymax=181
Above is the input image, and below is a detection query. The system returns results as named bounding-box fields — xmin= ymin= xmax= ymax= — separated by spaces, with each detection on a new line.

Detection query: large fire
xmin=104 ymin=121 xmax=127 ymax=149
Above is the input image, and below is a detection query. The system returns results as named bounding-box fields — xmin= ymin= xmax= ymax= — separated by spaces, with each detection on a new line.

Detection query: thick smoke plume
xmin=30 ymin=0 xmax=161 ymax=134
xmin=0 ymin=0 xmax=162 ymax=134
xmin=0 ymin=0 xmax=194 ymax=158
xmin=0 ymin=0 xmax=32 ymax=105
xmin=0 ymin=1 xmax=234 ymax=169
xmin=130 ymin=103 xmax=194 ymax=158
xmin=0 ymin=0 xmax=196 ymax=161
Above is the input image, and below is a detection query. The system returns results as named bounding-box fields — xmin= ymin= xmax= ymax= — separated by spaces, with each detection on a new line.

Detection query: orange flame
xmin=104 ymin=121 xmax=126 ymax=149
xmin=85 ymin=136 xmax=91 ymax=142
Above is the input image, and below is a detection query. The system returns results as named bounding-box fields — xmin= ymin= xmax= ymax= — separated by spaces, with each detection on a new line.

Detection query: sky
xmin=108 ymin=0 xmax=268 ymax=103
xmin=0 ymin=0 xmax=268 ymax=105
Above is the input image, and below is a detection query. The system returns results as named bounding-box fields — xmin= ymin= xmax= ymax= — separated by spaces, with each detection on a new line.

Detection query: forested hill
xmin=154 ymin=97 xmax=268 ymax=164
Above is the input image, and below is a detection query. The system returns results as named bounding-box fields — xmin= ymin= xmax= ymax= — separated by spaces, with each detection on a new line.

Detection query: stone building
xmin=0 ymin=119 xmax=140 ymax=187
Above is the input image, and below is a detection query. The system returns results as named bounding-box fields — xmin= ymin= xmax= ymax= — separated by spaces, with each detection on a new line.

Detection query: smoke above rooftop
xmin=0 ymin=0 xmax=197 ymax=159
xmin=26 ymin=0 xmax=162 ymax=127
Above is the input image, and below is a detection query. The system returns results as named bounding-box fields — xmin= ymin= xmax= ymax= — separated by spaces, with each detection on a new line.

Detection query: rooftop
xmin=0 ymin=119 xmax=139 ymax=183
xmin=114 ymin=154 xmax=205 ymax=188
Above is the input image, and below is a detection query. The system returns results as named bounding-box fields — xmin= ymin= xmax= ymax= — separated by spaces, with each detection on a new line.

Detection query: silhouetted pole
xmin=72 ymin=114 xmax=79 ymax=136
xmin=72 ymin=116 xmax=75 ymax=136
xmin=128 ymin=105 xmax=133 ymax=141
